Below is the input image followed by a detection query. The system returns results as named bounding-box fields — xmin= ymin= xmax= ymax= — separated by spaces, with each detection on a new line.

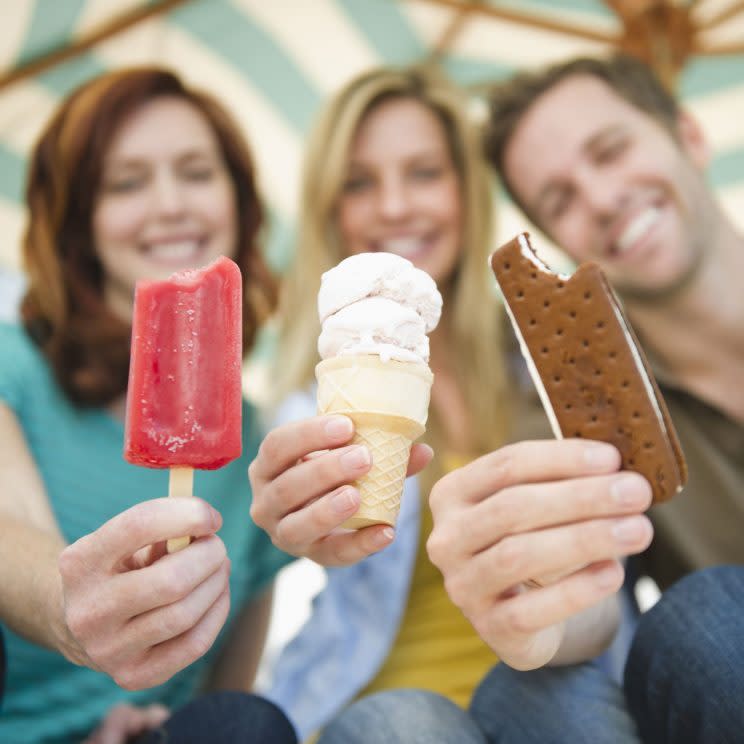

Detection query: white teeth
xmin=616 ymin=207 xmax=660 ymax=254
xmin=148 ymin=241 xmax=200 ymax=260
xmin=380 ymin=238 xmax=424 ymax=257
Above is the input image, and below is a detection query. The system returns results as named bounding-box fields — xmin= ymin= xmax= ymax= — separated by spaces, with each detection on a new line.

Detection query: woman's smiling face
xmin=336 ymin=96 xmax=463 ymax=288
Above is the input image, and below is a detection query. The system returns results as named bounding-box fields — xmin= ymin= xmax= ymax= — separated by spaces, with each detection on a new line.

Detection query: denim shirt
xmin=264 ymin=391 xmax=422 ymax=740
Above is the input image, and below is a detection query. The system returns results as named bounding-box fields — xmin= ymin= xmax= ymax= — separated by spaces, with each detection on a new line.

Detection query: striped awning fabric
xmin=0 ymin=0 xmax=742 ymax=276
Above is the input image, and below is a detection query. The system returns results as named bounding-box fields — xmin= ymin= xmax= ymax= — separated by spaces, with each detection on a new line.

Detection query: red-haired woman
xmin=0 ymin=68 xmax=296 ymax=744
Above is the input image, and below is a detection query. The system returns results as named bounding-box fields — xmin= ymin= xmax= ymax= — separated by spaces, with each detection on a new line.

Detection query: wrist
xmin=47 ymin=559 xmax=87 ymax=666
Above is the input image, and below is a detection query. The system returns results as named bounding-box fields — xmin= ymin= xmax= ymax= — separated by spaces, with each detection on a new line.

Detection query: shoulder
xmin=0 ymin=323 xmax=47 ymax=386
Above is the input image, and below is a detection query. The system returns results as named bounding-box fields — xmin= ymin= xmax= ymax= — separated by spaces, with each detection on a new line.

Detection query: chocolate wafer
xmin=492 ymin=233 xmax=687 ymax=503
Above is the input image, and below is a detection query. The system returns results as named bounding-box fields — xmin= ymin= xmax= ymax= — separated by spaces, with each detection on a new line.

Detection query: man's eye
xmin=596 ymin=139 xmax=627 ymax=163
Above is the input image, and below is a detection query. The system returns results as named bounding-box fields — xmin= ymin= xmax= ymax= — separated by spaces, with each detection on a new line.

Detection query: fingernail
xmin=612 ymin=517 xmax=647 ymax=544
xmin=611 ymin=474 xmax=650 ymax=508
xmin=584 ymin=444 xmax=618 ymax=469
xmin=331 ymin=487 xmax=358 ymax=513
xmin=375 ymin=527 xmax=395 ymax=545
xmin=595 ymin=564 xmax=621 ymax=589
xmin=325 ymin=416 xmax=353 ymax=439
xmin=341 ymin=446 xmax=371 ymax=471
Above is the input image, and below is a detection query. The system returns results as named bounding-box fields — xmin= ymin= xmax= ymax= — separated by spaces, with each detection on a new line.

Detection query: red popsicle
xmin=124 ymin=256 xmax=243 ymax=551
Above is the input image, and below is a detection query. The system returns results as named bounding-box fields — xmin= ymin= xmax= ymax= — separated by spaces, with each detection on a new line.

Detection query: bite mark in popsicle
xmin=124 ymin=256 xmax=243 ymax=551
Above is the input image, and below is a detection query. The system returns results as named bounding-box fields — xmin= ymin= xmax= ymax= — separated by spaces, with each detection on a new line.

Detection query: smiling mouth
xmin=612 ymin=206 xmax=662 ymax=257
xmin=143 ymin=239 xmax=206 ymax=263
xmin=373 ymin=235 xmax=433 ymax=258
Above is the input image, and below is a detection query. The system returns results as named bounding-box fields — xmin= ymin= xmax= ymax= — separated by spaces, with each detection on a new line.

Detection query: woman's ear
xmin=676 ymin=110 xmax=710 ymax=170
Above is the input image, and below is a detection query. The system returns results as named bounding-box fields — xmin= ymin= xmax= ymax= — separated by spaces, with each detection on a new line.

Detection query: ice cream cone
xmin=316 ymin=355 xmax=433 ymax=528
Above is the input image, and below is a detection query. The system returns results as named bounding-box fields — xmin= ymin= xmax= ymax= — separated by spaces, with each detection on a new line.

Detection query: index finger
xmin=250 ymin=415 xmax=355 ymax=483
xmin=433 ymin=438 xmax=622 ymax=507
xmin=63 ymin=498 xmax=221 ymax=574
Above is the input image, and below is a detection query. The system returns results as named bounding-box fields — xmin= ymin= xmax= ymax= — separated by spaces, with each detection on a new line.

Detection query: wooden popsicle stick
xmin=167 ymin=466 xmax=194 ymax=553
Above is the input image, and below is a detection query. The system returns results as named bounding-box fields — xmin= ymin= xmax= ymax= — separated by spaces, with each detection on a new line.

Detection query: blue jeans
xmin=317 ymin=689 xmax=487 ymax=744
xmin=470 ymin=660 xmax=640 ymax=743
xmin=625 ymin=565 xmax=744 ymax=744
xmin=316 ymin=567 xmax=744 ymax=743
xmin=138 ymin=691 xmax=297 ymax=744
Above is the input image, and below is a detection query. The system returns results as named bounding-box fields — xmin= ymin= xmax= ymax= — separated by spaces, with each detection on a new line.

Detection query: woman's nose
xmin=378 ymin=178 xmax=412 ymax=220
xmin=152 ymin=174 xmax=187 ymax=218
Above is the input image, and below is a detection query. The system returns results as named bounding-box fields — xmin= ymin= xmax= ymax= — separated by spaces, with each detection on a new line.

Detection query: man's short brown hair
xmin=484 ymin=54 xmax=681 ymax=219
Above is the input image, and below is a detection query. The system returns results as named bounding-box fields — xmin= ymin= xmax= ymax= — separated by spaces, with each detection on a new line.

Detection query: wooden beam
xmin=406 ymin=0 xmax=619 ymax=44
xmin=695 ymin=0 xmax=744 ymax=30
xmin=694 ymin=38 xmax=744 ymax=54
xmin=0 ymin=0 xmax=191 ymax=92
xmin=430 ymin=5 xmax=475 ymax=59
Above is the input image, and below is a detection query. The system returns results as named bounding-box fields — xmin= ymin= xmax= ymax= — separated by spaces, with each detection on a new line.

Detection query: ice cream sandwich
xmin=491 ymin=233 xmax=686 ymax=503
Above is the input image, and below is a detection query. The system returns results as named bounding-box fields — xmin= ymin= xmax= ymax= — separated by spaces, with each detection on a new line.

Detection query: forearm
xmin=0 ymin=513 xmax=71 ymax=655
xmin=205 ymin=585 xmax=274 ymax=691
xmin=549 ymin=593 xmax=620 ymax=666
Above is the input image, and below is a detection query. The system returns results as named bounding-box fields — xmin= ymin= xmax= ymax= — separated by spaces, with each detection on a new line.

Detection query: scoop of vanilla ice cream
xmin=317 ymin=252 xmax=442 ymax=365
xmin=318 ymin=252 xmax=442 ymax=332
xmin=318 ymin=297 xmax=429 ymax=363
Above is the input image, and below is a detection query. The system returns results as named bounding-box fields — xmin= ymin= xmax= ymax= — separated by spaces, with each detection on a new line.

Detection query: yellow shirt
xmin=359 ymin=454 xmax=498 ymax=708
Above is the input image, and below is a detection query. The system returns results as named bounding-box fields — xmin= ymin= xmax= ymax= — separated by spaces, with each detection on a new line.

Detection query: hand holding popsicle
xmin=57 ymin=498 xmax=230 ymax=689
xmin=124 ymin=257 xmax=243 ymax=552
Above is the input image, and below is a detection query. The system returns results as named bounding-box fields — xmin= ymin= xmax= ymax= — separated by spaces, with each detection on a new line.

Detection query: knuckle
xmin=249 ymin=500 xmax=266 ymax=527
xmin=185 ymin=628 xmax=215 ymax=661
xmin=114 ymin=665 xmax=145 ymax=691
xmin=426 ymin=530 xmax=449 ymax=567
xmin=442 ymin=572 xmax=469 ymax=610
xmin=271 ymin=476 xmax=294 ymax=511
xmin=58 ymin=540 xmax=90 ymax=581
xmin=247 ymin=458 xmax=259 ymax=487
xmin=257 ymin=430 xmax=281 ymax=467
xmin=502 ymin=602 xmax=533 ymax=636
xmin=161 ymin=604 xmax=196 ymax=639
xmin=494 ymin=536 xmax=526 ymax=577
xmin=273 ymin=519 xmax=300 ymax=552
xmin=64 ymin=604 xmax=91 ymax=640
xmin=428 ymin=474 xmax=451 ymax=512
xmin=120 ymin=507 xmax=149 ymax=540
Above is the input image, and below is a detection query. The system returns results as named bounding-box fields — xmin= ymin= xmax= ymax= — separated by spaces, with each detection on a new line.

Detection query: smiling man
xmin=484 ymin=54 xmax=744 ymax=593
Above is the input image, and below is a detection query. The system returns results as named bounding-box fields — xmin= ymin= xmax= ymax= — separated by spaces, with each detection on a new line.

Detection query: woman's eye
xmin=342 ymin=176 xmax=372 ymax=193
xmin=102 ymin=177 xmax=145 ymax=194
xmin=410 ymin=166 xmax=443 ymax=181
xmin=182 ymin=167 xmax=215 ymax=182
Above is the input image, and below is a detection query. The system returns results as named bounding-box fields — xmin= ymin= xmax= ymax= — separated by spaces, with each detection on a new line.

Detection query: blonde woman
xmin=249 ymin=64 xmax=655 ymax=744
xmin=251 ymin=65 xmax=510 ymax=741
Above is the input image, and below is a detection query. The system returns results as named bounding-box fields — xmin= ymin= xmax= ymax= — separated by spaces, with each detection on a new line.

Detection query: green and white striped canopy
xmin=1 ymin=0 xmax=743 ymax=274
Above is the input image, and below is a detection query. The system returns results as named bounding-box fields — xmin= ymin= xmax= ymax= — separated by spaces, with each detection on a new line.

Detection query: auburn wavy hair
xmin=21 ymin=67 xmax=277 ymax=406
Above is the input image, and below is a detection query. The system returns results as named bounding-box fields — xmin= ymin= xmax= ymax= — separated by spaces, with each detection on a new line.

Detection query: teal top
xmin=0 ymin=323 xmax=292 ymax=743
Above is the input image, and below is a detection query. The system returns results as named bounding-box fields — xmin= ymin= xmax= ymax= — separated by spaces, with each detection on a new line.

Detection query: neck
xmin=621 ymin=218 xmax=744 ymax=419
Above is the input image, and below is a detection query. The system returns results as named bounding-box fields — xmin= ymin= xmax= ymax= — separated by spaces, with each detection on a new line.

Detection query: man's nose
xmin=579 ymin=176 xmax=622 ymax=226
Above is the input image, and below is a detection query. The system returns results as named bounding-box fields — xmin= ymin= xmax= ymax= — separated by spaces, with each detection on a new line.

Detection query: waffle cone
xmin=316 ymin=355 xmax=433 ymax=528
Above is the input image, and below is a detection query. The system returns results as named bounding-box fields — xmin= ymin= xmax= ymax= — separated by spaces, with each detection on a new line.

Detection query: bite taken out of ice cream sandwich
xmin=491 ymin=233 xmax=687 ymax=504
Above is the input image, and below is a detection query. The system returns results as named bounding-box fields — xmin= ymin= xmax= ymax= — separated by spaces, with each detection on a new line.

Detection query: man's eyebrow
xmin=532 ymin=124 xmax=627 ymax=217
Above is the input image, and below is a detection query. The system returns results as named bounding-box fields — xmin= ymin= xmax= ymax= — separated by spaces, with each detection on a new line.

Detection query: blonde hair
xmin=272 ymin=65 xmax=509 ymax=475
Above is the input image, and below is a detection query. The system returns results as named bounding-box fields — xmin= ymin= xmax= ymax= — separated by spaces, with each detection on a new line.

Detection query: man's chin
xmin=611 ymin=251 xmax=704 ymax=305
